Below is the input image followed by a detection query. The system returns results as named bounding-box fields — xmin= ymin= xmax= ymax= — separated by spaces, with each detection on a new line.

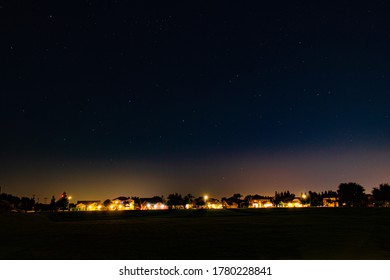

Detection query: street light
xmin=301 ymin=193 xmax=308 ymax=207
xmin=68 ymin=196 xmax=72 ymax=211
xmin=204 ymin=195 xmax=208 ymax=209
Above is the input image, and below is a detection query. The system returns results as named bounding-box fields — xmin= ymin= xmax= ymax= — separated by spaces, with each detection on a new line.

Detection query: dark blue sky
xmin=1 ymin=1 xmax=390 ymax=200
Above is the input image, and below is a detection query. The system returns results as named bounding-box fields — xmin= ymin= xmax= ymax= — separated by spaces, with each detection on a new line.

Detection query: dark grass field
xmin=1 ymin=208 xmax=390 ymax=260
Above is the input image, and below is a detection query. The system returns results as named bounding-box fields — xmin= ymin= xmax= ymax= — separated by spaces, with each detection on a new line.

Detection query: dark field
xmin=1 ymin=208 xmax=390 ymax=260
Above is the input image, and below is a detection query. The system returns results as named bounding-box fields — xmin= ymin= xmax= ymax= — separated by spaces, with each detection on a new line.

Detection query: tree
xmin=1 ymin=193 xmax=21 ymax=208
xmin=167 ymin=193 xmax=184 ymax=209
xmin=56 ymin=192 xmax=69 ymax=210
xmin=103 ymin=199 xmax=112 ymax=207
xmin=20 ymin=197 xmax=35 ymax=211
xmin=243 ymin=194 xmax=264 ymax=208
xmin=183 ymin=193 xmax=194 ymax=205
xmin=131 ymin=197 xmax=141 ymax=209
xmin=337 ymin=183 xmax=366 ymax=207
xmin=224 ymin=193 xmax=245 ymax=208
xmin=195 ymin=196 xmax=206 ymax=207
xmin=244 ymin=195 xmax=252 ymax=203
xmin=372 ymin=183 xmax=390 ymax=207
xmin=323 ymin=190 xmax=338 ymax=197
xmin=49 ymin=195 xmax=56 ymax=211
xmin=273 ymin=191 xmax=295 ymax=206
xmin=308 ymin=191 xmax=321 ymax=206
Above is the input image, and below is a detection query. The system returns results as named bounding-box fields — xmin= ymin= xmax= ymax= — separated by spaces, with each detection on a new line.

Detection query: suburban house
xmin=249 ymin=198 xmax=273 ymax=208
xmin=222 ymin=200 xmax=239 ymax=208
xmin=185 ymin=202 xmax=196 ymax=209
xmin=76 ymin=200 xmax=102 ymax=211
xmin=111 ymin=196 xmax=135 ymax=210
xmin=278 ymin=198 xmax=307 ymax=208
xmin=205 ymin=198 xmax=223 ymax=209
xmin=322 ymin=197 xmax=339 ymax=207
xmin=140 ymin=197 xmax=167 ymax=210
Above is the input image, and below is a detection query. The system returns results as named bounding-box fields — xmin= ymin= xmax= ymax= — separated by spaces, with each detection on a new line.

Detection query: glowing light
xmin=147 ymin=203 xmax=151 ymax=209
xmin=110 ymin=205 xmax=115 ymax=210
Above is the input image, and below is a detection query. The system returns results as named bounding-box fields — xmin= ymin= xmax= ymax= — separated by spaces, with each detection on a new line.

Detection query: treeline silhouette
xmin=0 ymin=192 xmax=69 ymax=212
xmin=1 ymin=182 xmax=390 ymax=212
xmin=165 ymin=183 xmax=390 ymax=208
xmin=0 ymin=193 xmax=35 ymax=212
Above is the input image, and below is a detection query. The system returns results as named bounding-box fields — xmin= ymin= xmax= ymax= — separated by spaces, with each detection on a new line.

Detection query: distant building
xmin=249 ymin=198 xmax=273 ymax=208
xmin=112 ymin=196 xmax=135 ymax=210
xmin=140 ymin=197 xmax=167 ymax=210
xmin=76 ymin=200 xmax=101 ymax=211
xmin=365 ymin=194 xmax=375 ymax=207
xmin=279 ymin=198 xmax=307 ymax=208
xmin=322 ymin=197 xmax=339 ymax=207
xmin=205 ymin=198 xmax=223 ymax=209
xmin=222 ymin=200 xmax=239 ymax=208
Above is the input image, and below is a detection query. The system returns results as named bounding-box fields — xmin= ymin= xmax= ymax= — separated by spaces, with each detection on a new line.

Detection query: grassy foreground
xmin=1 ymin=208 xmax=390 ymax=260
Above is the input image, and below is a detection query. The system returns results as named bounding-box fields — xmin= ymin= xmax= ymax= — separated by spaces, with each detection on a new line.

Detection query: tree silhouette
xmin=183 ymin=193 xmax=194 ymax=205
xmin=224 ymin=193 xmax=245 ymax=208
xmin=372 ymin=183 xmax=390 ymax=207
xmin=20 ymin=197 xmax=35 ymax=211
xmin=131 ymin=197 xmax=141 ymax=209
xmin=49 ymin=195 xmax=56 ymax=211
xmin=273 ymin=191 xmax=295 ymax=206
xmin=167 ymin=193 xmax=184 ymax=209
xmin=56 ymin=192 xmax=69 ymax=210
xmin=195 ymin=196 xmax=205 ymax=207
xmin=337 ymin=183 xmax=366 ymax=207
xmin=308 ymin=191 xmax=321 ymax=206
xmin=103 ymin=199 xmax=112 ymax=207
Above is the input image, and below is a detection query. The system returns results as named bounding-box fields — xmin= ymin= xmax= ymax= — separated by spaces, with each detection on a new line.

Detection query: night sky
xmin=2 ymin=1 xmax=390 ymax=201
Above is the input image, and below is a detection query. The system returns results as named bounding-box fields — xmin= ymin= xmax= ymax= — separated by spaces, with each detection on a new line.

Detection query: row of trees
xmin=163 ymin=183 xmax=390 ymax=208
xmin=0 ymin=193 xmax=35 ymax=211
xmin=165 ymin=193 xmax=208 ymax=208
xmin=0 ymin=192 xmax=70 ymax=212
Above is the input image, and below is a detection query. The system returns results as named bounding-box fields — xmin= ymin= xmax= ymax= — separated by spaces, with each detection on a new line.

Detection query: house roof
xmin=252 ymin=198 xmax=272 ymax=202
xmin=113 ymin=196 xmax=130 ymax=201
xmin=223 ymin=201 xmax=238 ymax=206
xmin=76 ymin=200 xmax=101 ymax=205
